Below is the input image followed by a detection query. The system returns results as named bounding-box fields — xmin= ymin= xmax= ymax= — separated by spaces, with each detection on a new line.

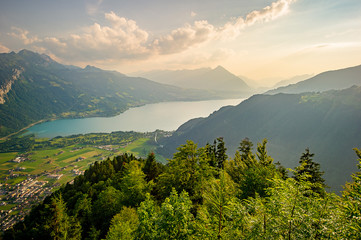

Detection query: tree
xmin=119 ymin=160 xmax=153 ymax=207
xmin=157 ymin=189 xmax=195 ymax=239
xmin=227 ymin=138 xmax=276 ymax=199
xmin=44 ymin=194 xmax=81 ymax=240
xmin=294 ymin=148 xmax=326 ymax=195
xmin=215 ymin=137 xmax=228 ymax=169
xmin=136 ymin=194 xmax=159 ymax=239
xmin=156 ymin=140 xmax=211 ymax=203
xmin=256 ymin=139 xmax=273 ymax=166
xmin=143 ymin=152 xmax=160 ymax=182
xmin=106 ymin=207 xmax=139 ymax=240
xmin=238 ymin=137 xmax=256 ymax=167
xmin=197 ymin=171 xmax=236 ymax=239
xmin=342 ymin=148 xmax=361 ymax=239
xmin=92 ymin=186 xmax=122 ymax=237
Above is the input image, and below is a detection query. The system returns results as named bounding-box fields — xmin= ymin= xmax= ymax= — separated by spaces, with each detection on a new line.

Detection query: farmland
xmin=0 ymin=130 xmax=170 ymax=230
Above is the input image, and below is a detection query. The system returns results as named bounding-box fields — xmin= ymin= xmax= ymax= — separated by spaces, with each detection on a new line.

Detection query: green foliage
xmin=0 ymin=134 xmax=35 ymax=152
xmin=157 ymin=140 xmax=214 ymax=203
xmin=44 ymin=194 xmax=82 ymax=240
xmin=136 ymin=193 xmax=159 ymax=239
xmin=226 ymin=138 xmax=277 ymax=199
xmin=106 ymin=207 xmax=139 ymax=240
xmin=244 ymin=177 xmax=343 ymax=239
xmin=143 ymin=152 xmax=160 ymax=182
xmin=157 ymin=189 xmax=194 ymax=239
xmin=342 ymin=148 xmax=361 ymax=239
xmin=197 ymin=171 xmax=236 ymax=239
xmin=118 ymin=160 xmax=153 ymax=207
xmin=294 ymin=148 xmax=326 ymax=195
xmin=161 ymin=86 xmax=361 ymax=192
xmin=4 ymin=138 xmax=361 ymax=239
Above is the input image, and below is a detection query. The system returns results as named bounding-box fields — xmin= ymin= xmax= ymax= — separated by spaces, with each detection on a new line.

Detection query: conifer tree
xmin=215 ymin=137 xmax=228 ymax=169
xmin=294 ymin=148 xmax=326 ymax=195
xmin=44 ymin=194 xmax=81 ymax=240
xmin=143 ymin=152 xmax=159 ymax=182
xmin=342 ymin=148 xmax=361 ymax=239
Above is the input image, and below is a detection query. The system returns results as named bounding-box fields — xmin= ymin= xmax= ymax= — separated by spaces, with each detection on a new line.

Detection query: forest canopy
xmin=3 ymin=138 xmax=361 ymax=239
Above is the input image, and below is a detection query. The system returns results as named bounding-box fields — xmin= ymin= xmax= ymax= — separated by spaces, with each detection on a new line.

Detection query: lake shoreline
xmin=24 ymin=98 xmax=245 ymax=139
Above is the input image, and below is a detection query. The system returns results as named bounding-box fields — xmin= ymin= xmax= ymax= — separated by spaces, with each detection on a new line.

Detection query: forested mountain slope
xmin=4 ymin=143 xmax=361 ymax=239
xmin=159 ymin=86 xmax=361 ymax=191
xmin=0 ymin=50 xmax=213 ymax=138
xmin=266 ymin=64 xmax=361 ymax=94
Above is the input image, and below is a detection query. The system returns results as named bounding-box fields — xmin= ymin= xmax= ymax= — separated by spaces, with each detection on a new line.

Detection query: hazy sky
xmin=1 ymin=0 xmax=361 ymax=85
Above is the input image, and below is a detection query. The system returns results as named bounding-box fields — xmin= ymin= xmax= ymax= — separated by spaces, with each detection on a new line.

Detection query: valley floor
xmin=0 ymin=131 xmax=168 ymax=231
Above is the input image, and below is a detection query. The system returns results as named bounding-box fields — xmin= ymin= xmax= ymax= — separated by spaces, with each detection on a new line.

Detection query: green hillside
xmin=3 ymin=140 xmax=361 ymax=239
xmin=0 ymin=50 xmax=214 ymax=138
xmin=159 ymin=86 xmax=361 ymax=191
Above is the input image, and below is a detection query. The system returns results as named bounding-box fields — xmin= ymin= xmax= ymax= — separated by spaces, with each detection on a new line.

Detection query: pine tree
xmin=143 ymin=152 xmax=159 ymax=182
xmin=215 ymin=137 xmax=228 ymax=169
xmin=44 ymin=194 xmax=81 ymax=240
xmin=294 ymin=148 xmax=326 ymax=195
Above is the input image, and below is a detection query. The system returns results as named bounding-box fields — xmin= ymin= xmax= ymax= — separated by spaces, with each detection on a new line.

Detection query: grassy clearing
xmin=120 ymin=138 xmax=167 ymax=163
xmin=56 ymin=148 xmax=94 ymax=162
xmin=0 ymin=152 xmax=18 ymax=164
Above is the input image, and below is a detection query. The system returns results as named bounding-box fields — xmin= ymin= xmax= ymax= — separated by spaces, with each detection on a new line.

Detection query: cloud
xmin=0 ymin=42 xmax=10 ymax=53
xmin=153 ymin=20 xmax=216 ymax=54
xmin=245 ymin=0 xmax=296 ymax=25
xmin=8 ymin=27 xmax=39 ymax=45
xmin=191 ymin=11 xmax=197 ymax=17
xmin=7 ymin=0 xmax=297 ymax=63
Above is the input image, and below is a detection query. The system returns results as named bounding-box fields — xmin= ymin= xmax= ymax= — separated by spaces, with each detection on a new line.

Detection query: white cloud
xmin=0 ymin=42 xmax=10 ymax=53
xmin=245 ymin=0 xmax=296 ymax=25
xmin=191 ymin=11 xmax=197 ymax=17
xmin=8 ymin=27 xmax=39 ymax=45
xmin=7 ymin=0 xmax=297 ymax=63
xmin=153 ymin=20 xmax=216 ymax=54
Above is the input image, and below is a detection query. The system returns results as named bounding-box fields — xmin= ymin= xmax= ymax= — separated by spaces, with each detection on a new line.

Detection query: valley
xmin=0 ymin=130 xmax=167 ymax=230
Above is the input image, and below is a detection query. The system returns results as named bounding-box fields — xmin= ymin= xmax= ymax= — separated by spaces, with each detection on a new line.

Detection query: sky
xmin=0 ymin=0 xmax=361 ymax=86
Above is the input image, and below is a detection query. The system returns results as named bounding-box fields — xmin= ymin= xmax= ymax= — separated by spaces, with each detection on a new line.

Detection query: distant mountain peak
xmin=214 ymin=65 xmax=226 ymax=70
xmin=84 ymin=65 xmax=102 ymax=72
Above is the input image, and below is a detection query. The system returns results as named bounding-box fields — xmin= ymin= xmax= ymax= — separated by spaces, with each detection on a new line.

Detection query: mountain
xmin=266 ymin=64 xmax=361 ymax=94
xmin=0 ymin=50 xmax=214 ymax=138
xmin=272 ymin=74 xmax=314 ymax=88
xmin=159 ymin=86 xmax=361 ymax=192
xmin=137 ymin=66 xmax=252 ymax=97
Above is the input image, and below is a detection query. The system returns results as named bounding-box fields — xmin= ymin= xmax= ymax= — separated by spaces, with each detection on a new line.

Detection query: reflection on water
xmin=26 ymin=98 xmax=245 ymax=138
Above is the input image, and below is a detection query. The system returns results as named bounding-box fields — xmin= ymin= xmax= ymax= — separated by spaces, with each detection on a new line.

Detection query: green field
xmin=0 ymin=134 xmax=164 ymax=186
xmin=122 ymin=138 xmax=167 ymax=163
xmin=0 ymin=152 xmax=18 ymax=164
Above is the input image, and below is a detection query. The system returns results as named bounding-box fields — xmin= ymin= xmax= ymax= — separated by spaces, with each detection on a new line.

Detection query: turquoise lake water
xmin=26 ymin=98 xmax=245 ymax=138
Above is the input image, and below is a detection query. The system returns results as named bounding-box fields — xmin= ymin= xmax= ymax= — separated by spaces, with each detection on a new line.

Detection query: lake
xmin=26 ymin=98 xmax=245 ymax=138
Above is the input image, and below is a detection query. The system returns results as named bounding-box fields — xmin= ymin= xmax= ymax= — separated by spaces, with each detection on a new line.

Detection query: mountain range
xmin=159 ymin=85 xmax=361 ymax=192
xmin=0 ymin=50 xmax=216 ymax=138
xmin=266 ymin=64 xmax=361 ymax=94
xmin=136 ymin=66 xmax=252 ymax=97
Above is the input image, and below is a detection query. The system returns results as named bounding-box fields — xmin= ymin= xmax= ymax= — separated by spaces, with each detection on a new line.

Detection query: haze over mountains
xmin=266 ymin=64 xmax=361 ymax=94
xmin=0 ymin=50 xmax=217 ymax=138
xmin=136 ymin=66 xmax=252 ymax=97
